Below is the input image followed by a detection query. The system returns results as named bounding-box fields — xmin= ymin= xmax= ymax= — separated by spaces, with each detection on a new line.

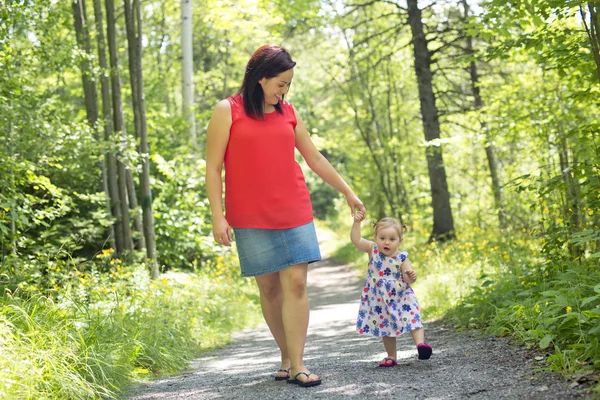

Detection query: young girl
xmin=351 ymin=211 xmax=432 ymax=367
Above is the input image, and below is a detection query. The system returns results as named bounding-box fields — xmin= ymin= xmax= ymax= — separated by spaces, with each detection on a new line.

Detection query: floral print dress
xmin=356 ymin=244 xmax=423 ymax=337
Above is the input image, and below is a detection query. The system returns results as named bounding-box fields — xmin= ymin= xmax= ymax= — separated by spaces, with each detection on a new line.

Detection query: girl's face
xmin=374 ymin=226 xmax=403 ymax=256
xmin=258 ymin=69 xmax=293 ymax=107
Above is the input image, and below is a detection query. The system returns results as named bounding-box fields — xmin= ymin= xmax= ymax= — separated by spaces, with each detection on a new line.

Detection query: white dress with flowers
xmin=356 ymin=244 xmax=423 ymax=337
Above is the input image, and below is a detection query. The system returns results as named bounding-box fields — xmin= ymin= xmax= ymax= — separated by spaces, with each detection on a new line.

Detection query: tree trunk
xmin=72 ymin=0 xmax=99 ymax=126
xmin=125 ymin=0 xmax=159 ymax=278
xmin=72 ymin=0 xmax=117 ymax=251
xmin=406 ymin=0 xmax=455 ymax=241
xmin=558 ymin=137 xmax=582 ymax=258
xmin=461 ymin=0 xmax=506 ymax=228
xmin=181 ymin=0 xmax=196 ymax=146
xmin=7 ymin=70 xmax=17 ymax=256
xmin=126 ymin=169 xmax=145 ymax=250
xmin=93 ymin=0 xmax=123 ymax=253
xmin=105 ymin=0 xmax=133 ymax=252
xmin=581 ymin=3 xmax=600 ymax=82
xmin=123 ymin=0 xmax=146 ymax=251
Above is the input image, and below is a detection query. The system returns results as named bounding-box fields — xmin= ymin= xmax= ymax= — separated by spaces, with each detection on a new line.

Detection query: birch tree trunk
xmin=407 ymin=0 xmax=455 ymax=241
xmin=181 ymin=0 xmax=196 ymax=147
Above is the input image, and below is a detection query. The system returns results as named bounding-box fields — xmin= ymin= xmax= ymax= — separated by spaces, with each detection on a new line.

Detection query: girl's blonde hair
xmin=372 ymin=217 xmax=408 ymax=238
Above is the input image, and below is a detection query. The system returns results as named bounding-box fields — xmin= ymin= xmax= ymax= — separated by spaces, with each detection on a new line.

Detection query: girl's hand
xmin=212 ymin=216 xmax=233 ymax=246
xmin=354 ymin=209 xmax=365 ymax=222
xmin=346 ymin=192 xmax=366 ymax=218
xmin=403 ymin=269 xmax=417 ymax=284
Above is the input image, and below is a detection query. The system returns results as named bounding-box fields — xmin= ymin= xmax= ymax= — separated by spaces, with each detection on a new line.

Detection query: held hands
xmin=354 ymin=209 xmax=365 ymax=223
xmin=346 ymin=192 xmax=366 ymax=219
xmin=403 ymin=269 xmax=417 ymax=284
xmin=213 ymin=215 xmax=233 ymax=246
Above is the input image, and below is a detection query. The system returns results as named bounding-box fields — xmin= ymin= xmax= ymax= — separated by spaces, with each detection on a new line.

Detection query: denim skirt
xmin=233 ymin=221 xmax=322 ymax=277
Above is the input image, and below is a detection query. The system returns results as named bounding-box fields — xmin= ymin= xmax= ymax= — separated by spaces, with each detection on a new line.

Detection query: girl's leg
xmin=279 ymin=263 xmax=319 ymax=383
xmin=255 ymin=272 xmax=290 ymax=376
xmin=410 ymin=328 xmax=433 ymax=360
xmin=410 ymin=328 xmax=425 ymax=345
xmin=381 ymin=337 xmax=397 ymax=365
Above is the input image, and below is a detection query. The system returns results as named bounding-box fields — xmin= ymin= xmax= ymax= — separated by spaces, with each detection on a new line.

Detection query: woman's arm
xmin=294 ymin=109 xmax=365 ymax=215
xmin=206 ymin=99 xmax=233 ymax=246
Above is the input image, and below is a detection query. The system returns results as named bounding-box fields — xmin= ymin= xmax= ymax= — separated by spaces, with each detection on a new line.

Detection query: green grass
xmin=0 ymin=254 xmax=261 ymax=400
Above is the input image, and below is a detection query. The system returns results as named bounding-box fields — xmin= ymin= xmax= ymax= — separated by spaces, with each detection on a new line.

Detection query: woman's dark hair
xmin=239 ymin=44 xmax=296 ymax=120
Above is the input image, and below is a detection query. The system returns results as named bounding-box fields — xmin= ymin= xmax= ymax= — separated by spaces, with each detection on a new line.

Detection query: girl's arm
xmin=206 ymin=99 xmax=233 ymax=246
xmin=293 ymin=109 xmax=365 ymax=216
xmin=351 ymin=212 xmax=374 ymax=254
xmin=401 ymin=259 xmax=417 ymax=284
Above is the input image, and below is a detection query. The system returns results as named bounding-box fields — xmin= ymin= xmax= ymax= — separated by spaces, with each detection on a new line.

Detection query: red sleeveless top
xmin=223 ymin=94 xmax=313 ymax=229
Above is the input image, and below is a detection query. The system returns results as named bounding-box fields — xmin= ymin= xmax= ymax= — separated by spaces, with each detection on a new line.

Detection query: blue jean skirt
xmin=233 ymin=221 xmax=322 ymax=277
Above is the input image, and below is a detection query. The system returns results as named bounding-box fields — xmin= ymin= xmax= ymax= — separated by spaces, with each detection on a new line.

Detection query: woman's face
xmin=259 ymin=69 xmax=294 ymax=107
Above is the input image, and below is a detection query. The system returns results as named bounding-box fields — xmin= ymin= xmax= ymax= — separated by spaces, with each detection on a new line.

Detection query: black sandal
xmin=287 ymin=371 xmax=322 ymax=387
xmin=274 ymin=368 xmax=290 ymax=381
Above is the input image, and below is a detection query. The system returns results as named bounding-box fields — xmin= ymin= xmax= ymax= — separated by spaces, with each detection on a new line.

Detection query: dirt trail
xmin=127 ymin=253 xmax=589 ymax=399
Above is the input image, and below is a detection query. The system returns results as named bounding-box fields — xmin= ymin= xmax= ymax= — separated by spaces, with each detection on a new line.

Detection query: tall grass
xmin=0 ymin=254 xmax=261 ymax=400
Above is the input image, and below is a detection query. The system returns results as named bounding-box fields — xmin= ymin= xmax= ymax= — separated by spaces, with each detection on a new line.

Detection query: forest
xmin=1 ymin=0 xmax=599 ymax=398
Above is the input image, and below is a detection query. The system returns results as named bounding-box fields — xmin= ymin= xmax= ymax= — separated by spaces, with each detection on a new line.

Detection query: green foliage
xmin=152 ymin=154 xmax=218 ymax=269
xmin=3 ymin=0 xmax=600 ymax=395
xmin=0 ymin=254 xmax=260 ymax=399
xmin=445 ymin=253 xmax=600 ymax=375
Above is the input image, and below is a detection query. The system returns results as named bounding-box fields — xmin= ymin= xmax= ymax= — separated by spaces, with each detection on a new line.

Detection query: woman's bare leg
xmin=255 ymin=272 xmax=289 ymax=376
xmin=279 ymin=263 xmax=319 ymax=383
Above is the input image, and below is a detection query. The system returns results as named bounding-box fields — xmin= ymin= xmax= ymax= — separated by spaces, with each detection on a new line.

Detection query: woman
xmin=206 ymin=44 xmax=365 ymax=388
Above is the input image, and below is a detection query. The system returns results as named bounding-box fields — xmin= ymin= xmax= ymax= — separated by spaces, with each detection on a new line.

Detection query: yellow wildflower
xmin=566 ymin=306 xmax=572 ymax=313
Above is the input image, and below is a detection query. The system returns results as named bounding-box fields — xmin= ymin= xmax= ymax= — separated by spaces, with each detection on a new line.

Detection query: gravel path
xmin=127 ymin=257 xmax=590 ymax=399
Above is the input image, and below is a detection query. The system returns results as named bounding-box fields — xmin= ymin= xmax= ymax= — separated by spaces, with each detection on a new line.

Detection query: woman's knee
xmin=281 ymin=265 xmax=308 ymax=298
xmin=255 ymin=274 xmax=282 ymax=300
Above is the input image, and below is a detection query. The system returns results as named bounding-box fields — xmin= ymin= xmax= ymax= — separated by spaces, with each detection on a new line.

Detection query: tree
xmin=181 ymin=0 xmax=196 ymax=147
xmin=93 ymin=0 xmax=125 ymax=253
xmin=124 ymin=0 xmax=159 ymax=278
xmin=460 ymin=0 xmax=506 ymax=228
xmin=407 ymin=0 xmax=455 ymax=241
xmin=72 ymin=0 xmax=117 ymax=249
xmin=105 ymin=0 xmax=133 ymax=252
xmin=331 ymin=3 xmax=411 ymax=221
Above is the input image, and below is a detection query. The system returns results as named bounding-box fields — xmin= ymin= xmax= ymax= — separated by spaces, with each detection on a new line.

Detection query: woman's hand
xmin=346 ymin=192 xmax=366 ymax=218
xmin=212 ymin=215 xmax=232 ymax=246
